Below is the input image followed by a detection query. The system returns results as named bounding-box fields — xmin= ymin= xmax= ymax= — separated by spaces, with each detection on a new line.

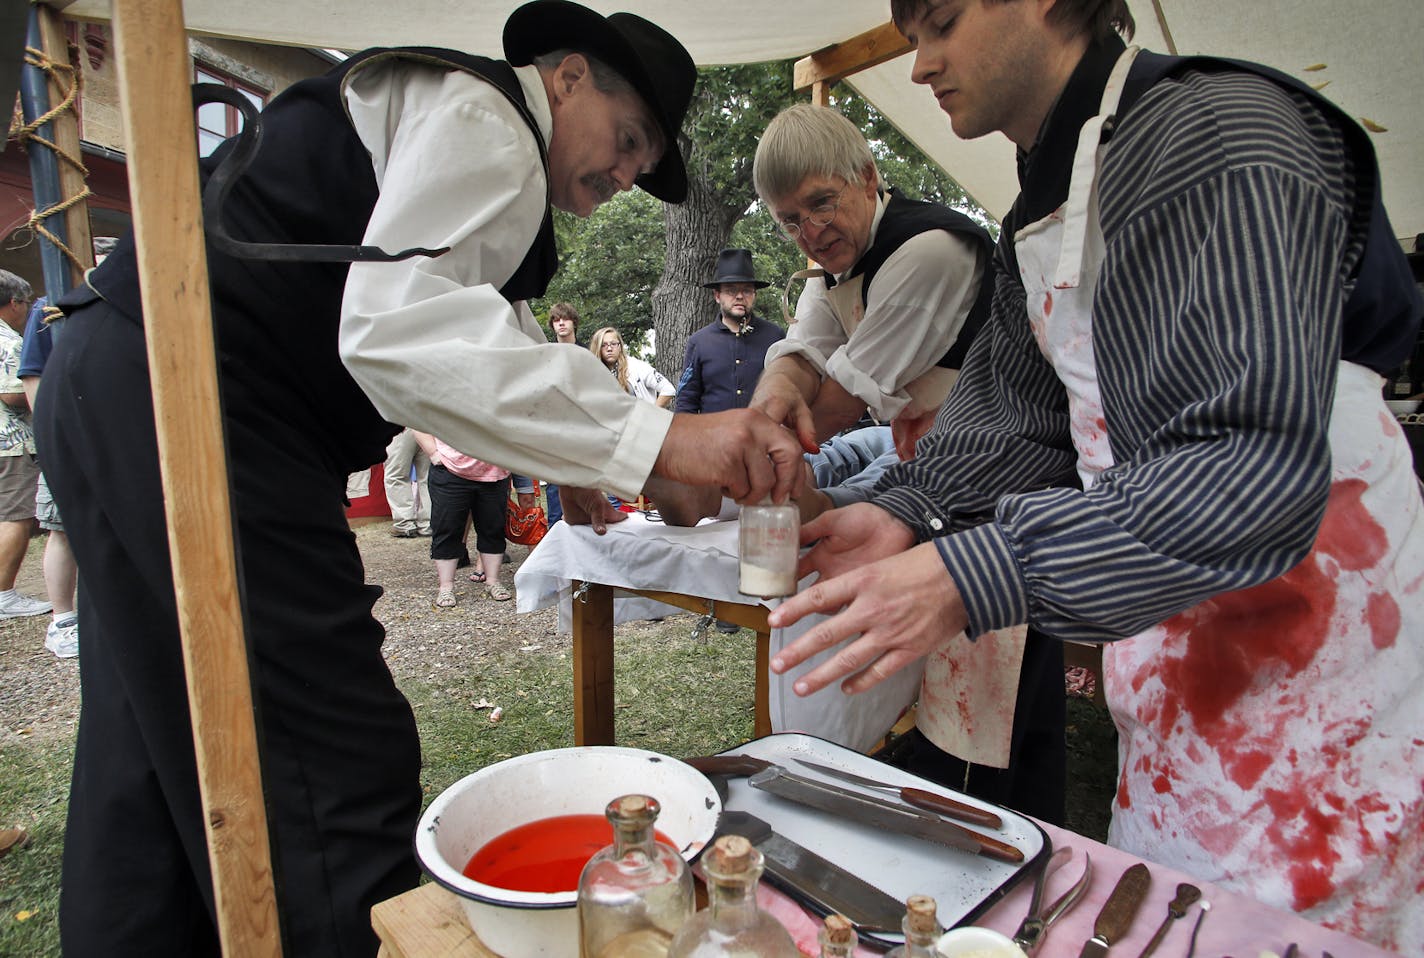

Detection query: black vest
xmin=78 ymin=48 xmax=560 ymax=474
xmin=827 ymin=191 xmax=994 ymax=370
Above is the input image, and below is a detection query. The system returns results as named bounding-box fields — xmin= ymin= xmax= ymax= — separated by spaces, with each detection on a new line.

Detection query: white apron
xmin=1013 ymin=47 xmax=1424 ymax=950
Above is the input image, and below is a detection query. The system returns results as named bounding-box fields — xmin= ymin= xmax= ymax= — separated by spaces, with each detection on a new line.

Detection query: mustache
xmin=583 ymin=174 xmax=617 ymax=204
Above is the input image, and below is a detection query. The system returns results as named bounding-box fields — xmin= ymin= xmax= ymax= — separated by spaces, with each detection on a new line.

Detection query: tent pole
xmin=109 ymin=0 xmax=282 ymax=954
xmin=18 ymin=6 xmax=76 ymax=298
xmin=34 ymin=3 xmax=94 ymax=289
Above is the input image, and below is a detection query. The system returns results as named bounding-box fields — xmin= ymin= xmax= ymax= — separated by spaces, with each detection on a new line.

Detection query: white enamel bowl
xmin=414 ymin=746 xmax=721 ymax=958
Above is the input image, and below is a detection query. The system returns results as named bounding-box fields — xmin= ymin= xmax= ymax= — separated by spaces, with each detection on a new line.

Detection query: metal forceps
xmin=1010 ymin=845 xmax=1093 ymax=955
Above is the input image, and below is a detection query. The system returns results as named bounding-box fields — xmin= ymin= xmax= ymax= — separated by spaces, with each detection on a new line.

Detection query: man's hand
xmin=656 ymin=410 xmax=804 ymax=505
xmin=559 ymin=486 xmax=628 ymax=535
xmin=768 ymin=541 xmax=968 ymax=696
xmin=891 ymin=410 xmax=936 ymax=461
xmin=748 ymin=366 xmax=820 ymax=454
xmin=642 ymin=476 xmax=721 ymax=527
xmin=795 ymin=502 xmax=915 ymax=582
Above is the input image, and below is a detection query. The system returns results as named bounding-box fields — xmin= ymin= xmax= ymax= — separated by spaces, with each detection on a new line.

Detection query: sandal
xmin=434 ymin=589 xmax=458 ymax=609
xmin=486 ymin=583 xmax=512 ymax=602
xmin=468 ymin=570 xmax=487 ymax=583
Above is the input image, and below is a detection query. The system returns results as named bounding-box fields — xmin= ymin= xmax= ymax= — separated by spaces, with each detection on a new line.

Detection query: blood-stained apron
xmin=1012 ymin=47 xmax=1424 ymax=949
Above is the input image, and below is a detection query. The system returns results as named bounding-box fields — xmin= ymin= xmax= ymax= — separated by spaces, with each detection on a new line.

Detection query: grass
xmin=412 ymin=619 xmax=758 ymax=803
xmin=0 ymin=733 xmax=72 ymax=956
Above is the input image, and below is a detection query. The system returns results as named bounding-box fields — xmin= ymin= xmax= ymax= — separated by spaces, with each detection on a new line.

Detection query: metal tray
xmin=713 ymin=732 xmax=1048 ymax=949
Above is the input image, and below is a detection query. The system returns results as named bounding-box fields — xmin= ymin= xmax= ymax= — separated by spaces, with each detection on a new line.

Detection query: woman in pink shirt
xmin=413 ymin=432 xmax=514 ymax=606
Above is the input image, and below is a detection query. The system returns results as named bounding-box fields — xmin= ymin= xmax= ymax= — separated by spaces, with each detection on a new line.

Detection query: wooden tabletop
xmin=372 ymin=883 xmax=497 ymax=958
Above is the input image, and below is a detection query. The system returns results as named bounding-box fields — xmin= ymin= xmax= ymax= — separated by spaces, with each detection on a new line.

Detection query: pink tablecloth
xmin=758 ymin=818 xmax=1401 ymax=957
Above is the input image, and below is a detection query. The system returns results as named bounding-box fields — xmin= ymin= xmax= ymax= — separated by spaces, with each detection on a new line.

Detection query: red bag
xmin=506 ymin=481 xmax=549 ymax=547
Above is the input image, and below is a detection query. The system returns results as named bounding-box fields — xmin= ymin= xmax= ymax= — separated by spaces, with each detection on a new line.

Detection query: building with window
xmin=1 ymin=23 xmax=336 ymax=288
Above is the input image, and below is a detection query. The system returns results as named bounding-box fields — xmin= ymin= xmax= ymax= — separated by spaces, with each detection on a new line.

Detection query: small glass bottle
xmin=818 ymin=913 xmax=858 ymax=957
xmin=665 ymin=834 xmax=799 ymax=958
xmin=884 ymin=895 xmax=941 ymax=958
xmin=739 ymin=499 xmax=799 ymax=598
xmin=578 ymin=794 xmax=694 ymax=958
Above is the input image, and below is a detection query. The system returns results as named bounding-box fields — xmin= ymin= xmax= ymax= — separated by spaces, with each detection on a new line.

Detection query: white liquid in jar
xmin=739 ymin=561 xmax=796 ymax=598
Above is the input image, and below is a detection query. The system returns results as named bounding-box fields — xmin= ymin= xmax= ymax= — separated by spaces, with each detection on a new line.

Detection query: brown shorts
xmin=0 ymin=454 xmax=39 ymax=522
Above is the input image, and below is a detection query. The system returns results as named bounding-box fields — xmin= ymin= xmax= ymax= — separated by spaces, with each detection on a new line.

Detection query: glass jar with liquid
xmin=738 ymin=500 xmax=799 ymax=598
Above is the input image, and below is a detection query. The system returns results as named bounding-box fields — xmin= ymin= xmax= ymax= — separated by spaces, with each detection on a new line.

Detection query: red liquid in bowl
xmin=463 ymin=813 xmax=677 ymax=893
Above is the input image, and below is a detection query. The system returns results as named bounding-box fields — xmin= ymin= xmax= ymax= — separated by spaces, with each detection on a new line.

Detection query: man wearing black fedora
xmin=675 ymin=248 xmax=785 ymax=417
xmin=35 ymin=3 xmax=803 ymax=955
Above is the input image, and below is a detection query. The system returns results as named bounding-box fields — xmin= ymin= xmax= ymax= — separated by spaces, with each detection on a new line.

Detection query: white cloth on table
xmin=514 ymin=514 xmax=922 ymax=752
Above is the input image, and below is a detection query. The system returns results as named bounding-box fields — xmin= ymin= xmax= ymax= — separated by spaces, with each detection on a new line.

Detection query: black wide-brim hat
xmin=702 ymin=247 xmax=770 ymax=289
xmin=504 ymin=0 xmax=695 ymax=203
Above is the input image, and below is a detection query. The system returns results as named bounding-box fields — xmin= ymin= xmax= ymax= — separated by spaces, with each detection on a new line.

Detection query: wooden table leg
xmin=572 ymin=581 xmax=616 ymax=745
xmin=753 ymin=628 xmax=772 ymax=738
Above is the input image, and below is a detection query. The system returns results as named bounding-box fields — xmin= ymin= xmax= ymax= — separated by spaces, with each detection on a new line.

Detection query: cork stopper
xmin=905 ymin=895 xmax=938 ymax=935
xmin=823 ymin=913 xmax=855 ymax=944
xmin=606 ymin=793 xmax=659 ymax=826
xmin=708 ymin=834 xmax=755 ymax=874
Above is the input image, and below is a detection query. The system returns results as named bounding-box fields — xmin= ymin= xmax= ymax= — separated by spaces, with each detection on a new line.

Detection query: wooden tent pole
xmin=109 ymin=0 xmax=282 ymax=954
xmin=34 ymin=3 xmax=93 ymax=287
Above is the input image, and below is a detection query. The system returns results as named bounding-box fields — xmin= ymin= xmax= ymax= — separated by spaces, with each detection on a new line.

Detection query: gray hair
xmin=0 ymin=270 xmax=33 ymax=306
xmin=532 ymin=48 xmax=638 ymax=100
xmin=753 ymin=103 xmax=877 ymax=203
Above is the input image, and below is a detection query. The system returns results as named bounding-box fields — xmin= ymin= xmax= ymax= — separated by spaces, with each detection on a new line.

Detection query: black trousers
xmin=879 ymin=627 xmax=1067 ymax=825
xmin=36 ymin=301 xmax=421 ymax=957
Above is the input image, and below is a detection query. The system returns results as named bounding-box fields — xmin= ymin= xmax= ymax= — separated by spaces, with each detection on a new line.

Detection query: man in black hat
xmin=675 ymin=248 xmax=785 ymax=417
xmin=35 ymin=3 xmax=801 ymax=955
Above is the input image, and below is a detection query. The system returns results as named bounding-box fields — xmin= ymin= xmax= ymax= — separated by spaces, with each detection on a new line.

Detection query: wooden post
xmin=572 ymin=581 xmax=617 ymax=745
xmin=35 ymin=3 xmax=93 ymax=286
xmin=110 ymin=0 xmax=281 ymax=954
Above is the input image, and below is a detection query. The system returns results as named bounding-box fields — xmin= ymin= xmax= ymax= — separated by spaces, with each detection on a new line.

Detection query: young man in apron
xmin=766 ymin=0 xmax=1423 ymax=950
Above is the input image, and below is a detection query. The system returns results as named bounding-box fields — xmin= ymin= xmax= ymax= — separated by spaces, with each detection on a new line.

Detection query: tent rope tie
xmin=7 ymin=45 xmax=93 ymax=274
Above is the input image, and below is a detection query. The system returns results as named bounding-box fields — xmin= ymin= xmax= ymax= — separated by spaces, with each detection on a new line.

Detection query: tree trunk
xmin=651 ymin=169 xmax=740 ymax=383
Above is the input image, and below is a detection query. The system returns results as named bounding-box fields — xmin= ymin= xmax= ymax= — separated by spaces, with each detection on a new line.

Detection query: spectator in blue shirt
xmin=675 ymin=248 xmax=784 ymax=414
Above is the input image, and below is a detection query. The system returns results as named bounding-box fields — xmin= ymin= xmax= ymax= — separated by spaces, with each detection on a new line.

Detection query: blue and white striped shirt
xmin=872 ymin=42 xmax=1394 ymax=644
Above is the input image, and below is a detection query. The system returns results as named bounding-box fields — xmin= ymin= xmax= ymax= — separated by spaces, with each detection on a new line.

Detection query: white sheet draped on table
xmin=515 ymin=514 xmax=921 ymax=752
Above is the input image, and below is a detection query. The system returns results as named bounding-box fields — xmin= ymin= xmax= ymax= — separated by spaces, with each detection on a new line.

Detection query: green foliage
xmin=534 ymin=192 xmax=668 ymax=355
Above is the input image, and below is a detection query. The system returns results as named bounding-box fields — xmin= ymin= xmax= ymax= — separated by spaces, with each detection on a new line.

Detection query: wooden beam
xmin=794 ymin=20 xmax=911 ymax=93
xmin=110 ymin=0 xmax=281 ymax=954
xmin=35 ymin=3 xmax=92 ymax=287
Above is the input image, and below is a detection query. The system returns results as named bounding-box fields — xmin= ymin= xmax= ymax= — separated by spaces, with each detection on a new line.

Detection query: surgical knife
xmin=792 ymin=758 xmax=1004 ymax=829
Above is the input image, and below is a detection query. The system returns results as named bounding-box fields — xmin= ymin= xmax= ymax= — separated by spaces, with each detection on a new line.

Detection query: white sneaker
xmin=0 ymin=591 xmax=53 ymax=619
xmin=44 ymin=616 xmax=78 ymax=658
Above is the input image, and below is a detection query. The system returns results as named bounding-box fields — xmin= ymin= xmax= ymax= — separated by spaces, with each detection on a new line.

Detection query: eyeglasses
xmin=720 ymin=286 xmax=757 ymax=299
xmin=774 ymin=186 xmax=847 ymax=240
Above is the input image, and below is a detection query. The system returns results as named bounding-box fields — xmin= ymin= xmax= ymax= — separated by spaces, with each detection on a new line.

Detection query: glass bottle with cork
xmin=819 ymin=913 xmax=858 ymax=957
xmin=665 ymin=834 xmax=799 ymax=957
xmin=884 ymin=895 xmax=942 ymax=958
xmin=578 ymin=793 xmax=694 ymax=958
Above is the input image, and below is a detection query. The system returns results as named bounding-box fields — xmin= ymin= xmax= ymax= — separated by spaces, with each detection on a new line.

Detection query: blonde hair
xmin=753 ymin=103 xmax=876 ymax=204
xmin=589 ymin=326 xmax=629 ymax=392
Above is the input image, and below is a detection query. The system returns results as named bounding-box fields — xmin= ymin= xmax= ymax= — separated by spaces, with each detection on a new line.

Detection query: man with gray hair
xmin=749 ymin=102 xmax=991 ymax=461
xmin=0 ymin=269 xmax=49 ymax=623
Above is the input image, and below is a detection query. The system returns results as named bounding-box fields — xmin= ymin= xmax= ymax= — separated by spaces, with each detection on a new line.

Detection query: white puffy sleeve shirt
xmin=764 ymin=194 xmax=985 ymax=422
xmin=338 ymin=60 xmax=669 ymax=500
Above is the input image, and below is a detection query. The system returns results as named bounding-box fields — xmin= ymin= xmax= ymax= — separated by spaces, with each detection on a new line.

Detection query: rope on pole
xmin=7 ymin=43 xmax=93 ymax=273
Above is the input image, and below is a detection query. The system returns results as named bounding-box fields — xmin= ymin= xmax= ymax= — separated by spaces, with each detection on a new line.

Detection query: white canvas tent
xmin=59 ymin=0 xmax=1424 ymax=239
xmin=31 ymin=1 xmax=1424 ymax=954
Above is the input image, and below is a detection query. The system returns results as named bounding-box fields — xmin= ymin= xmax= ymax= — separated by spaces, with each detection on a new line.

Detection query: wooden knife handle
xmin=682 ymin=754 xmax=773 ymax=777
xmin=900 ymin=787 xmax=1004 ymax=830
xmin=964 ymin=825 xmax=1024 ymax=864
